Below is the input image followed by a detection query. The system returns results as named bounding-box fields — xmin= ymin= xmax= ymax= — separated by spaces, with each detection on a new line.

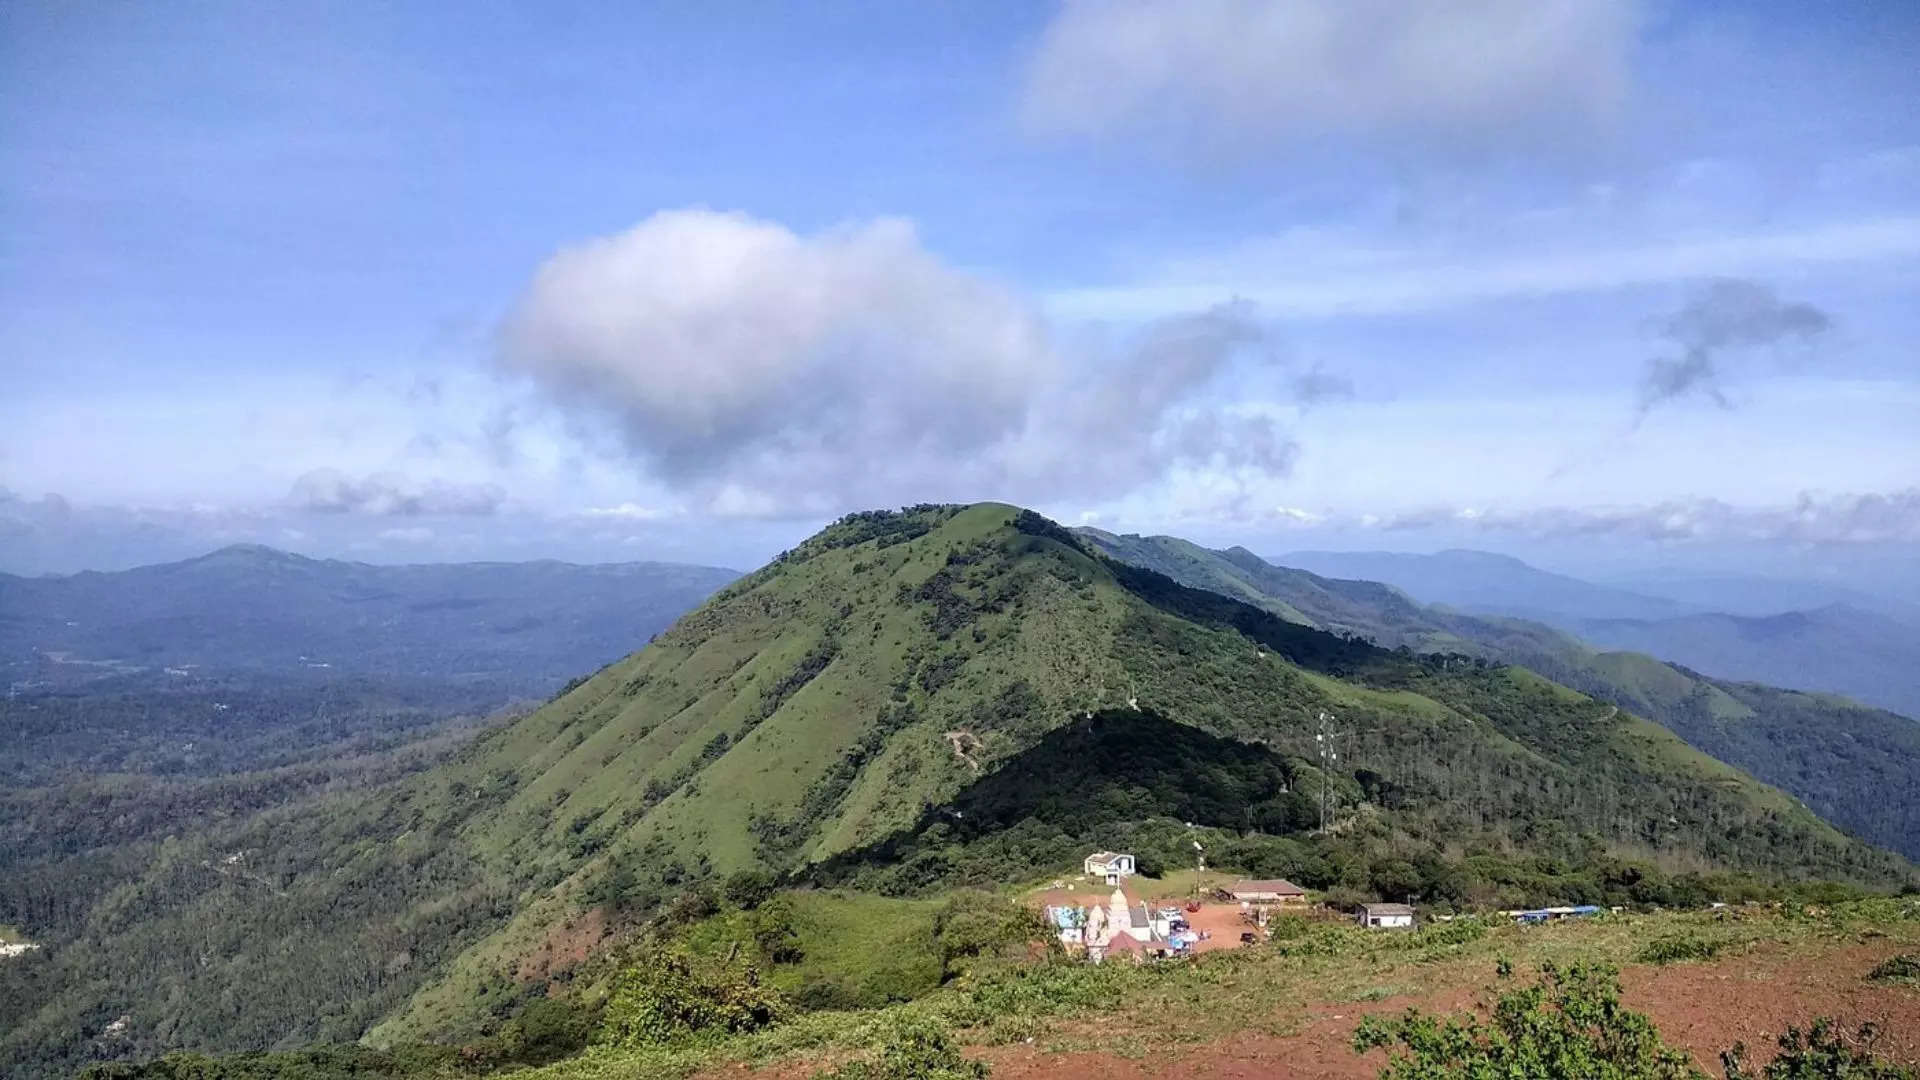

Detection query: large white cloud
xmin=499 ymin=209 xmax=1313 ymax=516
xmin=501 ymin=211 xmax=1050 ymax=490
xmin=1021 ymin=0 xmax=1636 ymax=154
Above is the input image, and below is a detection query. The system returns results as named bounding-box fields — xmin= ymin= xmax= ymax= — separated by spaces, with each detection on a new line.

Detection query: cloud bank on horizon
xmin=2 ymin=0 xmax=1916 ymax=576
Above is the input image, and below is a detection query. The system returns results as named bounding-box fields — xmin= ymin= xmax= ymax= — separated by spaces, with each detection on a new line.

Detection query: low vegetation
xmin=1638 ymin=934 xmax=1730 ymax=965
xmin=81 ymin=896 xmax=1920 ymax=1080
xmin=815 ymin=1015 xmax=990 ymax=1080
xmin=1867 ymin=953 xmax=1920 ymax=984
xmin=1722 ymin=1019 xmax=1915 ymax=1080
xmin=1353 ymin=962 xmax=1702 ymax=1079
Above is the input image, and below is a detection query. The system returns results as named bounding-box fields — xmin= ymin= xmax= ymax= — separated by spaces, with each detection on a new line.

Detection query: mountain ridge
xmin=1269 ymin=545 xmax=1920 ymax=718
xmin=1274 ymin=547 xmax=1696 ymax=622
xmin=5 ymin=504 xmax=1911 ymax=1076
xmin=0 ymin=544 xmax=742 ymax=698
xmin=369 ymin=503 xmax=1909 ymax=1039
xmin=1082 ymin=529 xmax=1920 ymax=861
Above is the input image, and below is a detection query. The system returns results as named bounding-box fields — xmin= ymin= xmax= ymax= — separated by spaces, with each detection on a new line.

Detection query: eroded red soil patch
xmin=704 ymin=939 xmax=1919 ymax=1080
xmin=515 ymin=905 xmax=611 ymax=982
xmin=983 ymin=942 xmax=1919 ymax=1079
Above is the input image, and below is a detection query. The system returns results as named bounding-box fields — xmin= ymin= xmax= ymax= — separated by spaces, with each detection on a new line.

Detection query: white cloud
xmin=500 ymin=210 xmax=1320 ymax=517
xmin=287 ymin=468 xmax=504 ymax=516
xmin=1048 ymin=217 xmax=1920 ymax=322
xmin=1021 ymin=0 xmax=1636 ymax=155
xmin=376 ymin=526 xmax=435 ymax=544
xmin=501 ymin=210 xmax=1051 ymax=484
xmin=578 ymin=502 xmax=678 ymax=522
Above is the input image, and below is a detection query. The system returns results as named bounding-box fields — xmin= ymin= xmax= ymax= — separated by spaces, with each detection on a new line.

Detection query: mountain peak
xmin=1432 ymin=548 xmax=1534 ymax=568
xmin=186 ymin=542 xmax=313 ymax=569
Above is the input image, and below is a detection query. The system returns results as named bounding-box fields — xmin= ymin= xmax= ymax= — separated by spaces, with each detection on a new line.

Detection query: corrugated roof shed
xmin=1229 ymin=878 xmax=1306 ymax=896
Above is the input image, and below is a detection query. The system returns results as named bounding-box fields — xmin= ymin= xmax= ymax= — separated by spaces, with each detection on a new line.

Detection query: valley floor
xmin=662 ymin=904 xmax=1920 ymax=1080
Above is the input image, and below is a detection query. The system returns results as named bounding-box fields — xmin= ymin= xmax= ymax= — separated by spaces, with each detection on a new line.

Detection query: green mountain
xmin=1080 ymin=529 xmax=1920 ymax=861
xmin=5 ymin=504 xmax=1911 ymax=1077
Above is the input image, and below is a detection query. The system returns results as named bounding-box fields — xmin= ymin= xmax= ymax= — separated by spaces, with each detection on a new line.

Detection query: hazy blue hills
xmin=1571 ymin=603 xmax=1920 ymax=721
xmin=1597 ymin=568 xmax=1914 ymax=620
xmin=0 ymin=544 xmax=740 ymax=697
xmin=1272 ymin=547 xmax=1920 ymax=719
xmin=1274 ymin=548 xmax=1694 ymax=623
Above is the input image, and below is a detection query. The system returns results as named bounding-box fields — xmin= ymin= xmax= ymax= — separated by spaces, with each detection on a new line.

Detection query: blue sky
xmin=2 ymin=0 xmax=1917 ymax=582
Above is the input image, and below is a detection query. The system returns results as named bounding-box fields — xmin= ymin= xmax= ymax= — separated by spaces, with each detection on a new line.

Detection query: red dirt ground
xmin=981 ymin=941 xmax=1920 ymax=1079
xmin=700 ymin=939 xmax=1920 ymax=1080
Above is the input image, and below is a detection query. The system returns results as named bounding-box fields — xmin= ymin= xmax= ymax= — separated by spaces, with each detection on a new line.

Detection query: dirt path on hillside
xmin=701 ymin=940 xmax=1920 ymax=1080
xmin=945 ymin=730 xmax=983 ymax=773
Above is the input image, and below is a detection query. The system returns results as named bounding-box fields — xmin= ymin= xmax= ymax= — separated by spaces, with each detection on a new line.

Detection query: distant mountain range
xmin=1275 ymin=548 xmax=1692 ymax=623
xmin=1273 ymin=548 xmax=1920 ymax=719
xmin=1085 ymin=530 xmax=1920 ymax=862
xmin=0 ymin=544 xmax=741 ymax=698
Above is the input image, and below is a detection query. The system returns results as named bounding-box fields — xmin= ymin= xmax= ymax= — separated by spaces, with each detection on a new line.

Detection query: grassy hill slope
xmin=7 ymin=504 xmax=1911 ymax=1077
xmin=1079 ymin=529 xmax=1920 ymax=861
xmin=374 ymin=504 xmax=1904 ymax=1041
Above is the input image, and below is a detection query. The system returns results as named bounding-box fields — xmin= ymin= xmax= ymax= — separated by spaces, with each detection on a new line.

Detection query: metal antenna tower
xmin=1314 ymin=710 xmax=1351 ymax=832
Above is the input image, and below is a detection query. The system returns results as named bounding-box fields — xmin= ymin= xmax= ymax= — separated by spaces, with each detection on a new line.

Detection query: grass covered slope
xmin=1080 ymin=530 xmax=1920 ymax=862
xmin=10 ymin=504 xmax=1911 ymax=1077
xmin=377 ymin=504 xmax=1906 ymax=1042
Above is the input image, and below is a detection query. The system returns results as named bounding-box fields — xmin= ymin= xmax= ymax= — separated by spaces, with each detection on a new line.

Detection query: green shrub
xmin=752 ymin=895 xmax=807 ymax=964
xmin=1267 ymin=913 xmax=1313 ymax=941
xmin=1352 ymin=962 xmax=1701 ymax=1080
xmin=1272 ymin=925 xmax=1368 ymax=958
xmin=597 ymin=951 xmax=787 ymax=1049
xmin=1418 ymin=918 xmax=1488 ymax=948
xmin=955 ymin=961 xmax=1126 ymax=1026
xmin=1722 ymin=1018 xmax=1915 ymax=1079
xmin=453 ymin=995 xmax=598 ymax=1068
xmin=75 ymin=1044 xmax=459 ymax=1079
xmin=1638 ymin=935 xmax=1725 ymax=965
xmin=816 ymin=1015 xmax=990 ymax=1080
xmin=932 ymin=890 xmax=1049 ymax=978
xmin=725 ymin=868 xmax=779 ymax=909
xmin=1866 ymin=953 xmax=1920 ymax=984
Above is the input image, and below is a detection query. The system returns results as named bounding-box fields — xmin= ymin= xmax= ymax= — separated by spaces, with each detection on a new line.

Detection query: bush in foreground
xmin=1866 ymin=953 xmax=1920 ymax=984
xmin=1352 ymin=962 xmax=1702 ymax=1080
xmin=1722 ymin=1018 xmax=1915 ymax=1080
xmin=597 ymin=950 xmax=786 ymax=1049
xmin=816 ymin=1015 xmax=989 ymax=1080
xmin=1638 ymin=934 xmax=1726 ymax=965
